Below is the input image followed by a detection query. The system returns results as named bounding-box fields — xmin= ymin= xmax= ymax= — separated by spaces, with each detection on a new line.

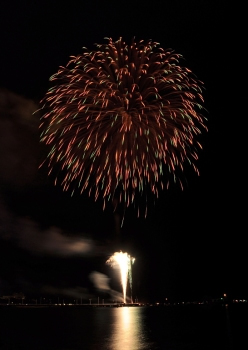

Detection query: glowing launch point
xmin=106 ymin=251 xmax=135 ymax=304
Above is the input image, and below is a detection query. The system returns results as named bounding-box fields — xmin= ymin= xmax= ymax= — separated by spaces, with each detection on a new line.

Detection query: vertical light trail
xmin=106 ymin=251 xmax=135 ymax=303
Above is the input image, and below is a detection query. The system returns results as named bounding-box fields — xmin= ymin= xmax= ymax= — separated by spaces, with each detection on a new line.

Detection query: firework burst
xmin=39 ymin=37 xmax=207 ymax=216
xmin=106 ymin=251 xmax=135 ymax=303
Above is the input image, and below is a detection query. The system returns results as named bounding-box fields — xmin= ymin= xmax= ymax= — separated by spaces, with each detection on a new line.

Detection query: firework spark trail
xmin=106 ymin=251 xmax=135 ymax=304
xmin=39 ymin=37 xmax=207 ymax=216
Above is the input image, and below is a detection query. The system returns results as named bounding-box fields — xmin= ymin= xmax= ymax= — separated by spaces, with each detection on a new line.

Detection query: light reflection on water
xmin=107 ymin=307 xmax=151 ymax=350
xmin=0 ymin=303 xmax=245 ymax=349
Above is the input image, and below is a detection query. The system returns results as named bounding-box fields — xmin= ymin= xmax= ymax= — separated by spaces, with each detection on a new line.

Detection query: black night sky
xmin=0 ymin=1 xmax=244 ymax=303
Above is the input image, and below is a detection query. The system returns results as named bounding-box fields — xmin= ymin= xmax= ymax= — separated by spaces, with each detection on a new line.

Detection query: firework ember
xmin=39 ymin=37 xmax=207 ymax=215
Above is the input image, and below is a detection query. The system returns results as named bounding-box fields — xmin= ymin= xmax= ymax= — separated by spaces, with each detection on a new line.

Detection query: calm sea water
xmin=0 ymin=303 xmax=246 ymax=349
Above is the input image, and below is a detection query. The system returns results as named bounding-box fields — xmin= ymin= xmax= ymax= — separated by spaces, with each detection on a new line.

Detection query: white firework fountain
xmin=106 ymin=251 xmax=135 ymax=304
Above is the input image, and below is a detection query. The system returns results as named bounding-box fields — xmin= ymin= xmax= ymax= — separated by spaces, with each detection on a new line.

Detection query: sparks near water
xmin=39 ymin=37 xmax=207 ymax=216
xmin=106 ymin=251 xmax=135 ymax=304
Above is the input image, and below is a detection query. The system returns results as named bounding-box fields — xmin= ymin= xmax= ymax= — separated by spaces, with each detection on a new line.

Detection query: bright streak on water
xmin=106 ymin=251 xmax=135 ymax=303
xmin=108 ymin=307 xmax=151 ymax=350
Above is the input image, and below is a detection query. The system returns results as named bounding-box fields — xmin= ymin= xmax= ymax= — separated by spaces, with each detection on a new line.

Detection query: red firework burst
xmin=39 ymin=37 xmax=207 ymax=216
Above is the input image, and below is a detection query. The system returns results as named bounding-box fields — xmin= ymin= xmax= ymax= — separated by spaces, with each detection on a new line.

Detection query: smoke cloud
xmin=0 ymin=199 xmax=93 ymax=256
xmin=0 ymin=88 xmax=40 ymax=188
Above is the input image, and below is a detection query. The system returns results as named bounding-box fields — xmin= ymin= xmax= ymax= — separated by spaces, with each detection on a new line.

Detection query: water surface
xmin=0 ymin=303 xmax=246 ymax=349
